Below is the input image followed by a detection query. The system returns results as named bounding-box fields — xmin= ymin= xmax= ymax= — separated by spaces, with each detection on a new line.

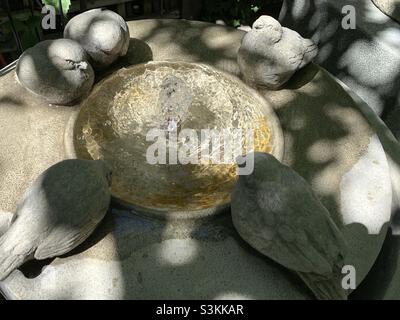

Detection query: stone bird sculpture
xmin=16 ymin=39 xmax=95 ymax=105
xmin=0 ymin=159 xmax=112 ymax=281
xmin=231 ymin=152 xmax=348 ymax=300
xmin=64 ymin=9 xmax=130 ymax=69
xmin=237 ymin=15 xmax=318 ymax=89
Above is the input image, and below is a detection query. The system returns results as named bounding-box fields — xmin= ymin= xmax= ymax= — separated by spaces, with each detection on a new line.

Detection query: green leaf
xmin=233 ymin=19 xmax=241 ymax=28
xmin=20 ymin=27 xmax=38 ymax=50
xmin=251 ymin=5 xmax=260 ymax=13
xmin=6 ymin=18 xmax=26 ymax=32
xmin=41 ymin=0 xmax=71 ymax=16
xmin=1 ymin=16 xmax=40 ymax=50
xmin=25 ymin=15 xmax=42 ymax=28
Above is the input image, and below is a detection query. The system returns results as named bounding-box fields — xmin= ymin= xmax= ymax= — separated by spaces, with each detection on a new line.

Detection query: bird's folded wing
xmin=34 ymin=216 xmax=99 ymax=260
xmin=267 ymin=227 xmax=335 ymax=275
xmin=256 ymin=178 xmax=346 ymax=276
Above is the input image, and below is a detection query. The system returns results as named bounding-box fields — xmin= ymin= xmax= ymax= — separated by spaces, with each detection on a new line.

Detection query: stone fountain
xmin=65 ymin=61 xmax=283 ymax=219
xmin=0 ymin=12 xmax=399 ymax=299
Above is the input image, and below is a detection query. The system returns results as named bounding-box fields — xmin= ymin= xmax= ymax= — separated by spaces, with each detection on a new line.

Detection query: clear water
xmin=74 ymin=62 xmax=274 ymax=211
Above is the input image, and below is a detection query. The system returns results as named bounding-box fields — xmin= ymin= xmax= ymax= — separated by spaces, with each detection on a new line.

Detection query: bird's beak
xmin=78 ymin=61 xmax=88 ymax=70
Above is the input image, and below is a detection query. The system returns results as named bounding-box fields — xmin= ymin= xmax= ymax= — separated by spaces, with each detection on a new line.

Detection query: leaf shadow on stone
xmin=280 ymin=1 xmax=400 ymax=298
xmin=280 ymin=0 xmax=400 ymax=120
xmin=0 ymin=96 xmax=23 ymax=108
xmin=135 ymin=19 xmax=244 ymax=76
xmin=350 ymin=222 xmax=400 ymax=299
xmin=108 ymin=209 xmax=315 ymax=299
xmin=372 ymin=0 xmax=400 ymax=24
xmin=95 ymin=38 xmax=154 ymax=81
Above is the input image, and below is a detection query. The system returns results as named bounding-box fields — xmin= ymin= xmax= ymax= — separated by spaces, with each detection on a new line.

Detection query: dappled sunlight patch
xmin=157 ymin=239 xmax=199 ymax=266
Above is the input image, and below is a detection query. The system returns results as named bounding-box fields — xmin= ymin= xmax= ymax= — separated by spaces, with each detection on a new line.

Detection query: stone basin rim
xmin=64 ymin=60 xmax=285 ymax=221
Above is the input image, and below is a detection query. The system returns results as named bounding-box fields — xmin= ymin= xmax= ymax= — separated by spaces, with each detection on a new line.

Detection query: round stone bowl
xmin=65 ymin=61 xmax=284 ymax=220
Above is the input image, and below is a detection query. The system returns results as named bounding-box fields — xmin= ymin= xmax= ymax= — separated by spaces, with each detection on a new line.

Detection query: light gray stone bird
xmin=0 ymin=159 xmax=112 ymax=281
xmin=64 ymin=9 xmax=130 ymax=69
xmin=237 ymin=15 xmax=318 ymax=89
xmin=16 ymin=39 xmax=95 ymax=105
xmin=231 ymin=152 xmax=348 ymax=300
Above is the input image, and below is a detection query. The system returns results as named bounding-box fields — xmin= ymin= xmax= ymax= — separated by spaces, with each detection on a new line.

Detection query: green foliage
xmin=1 ymin=15 xmax=41 ymax=50
xmin=20 ymin=15 xmax=42 ymax=49
xmin=0 ymin=0 xmax=72 ymax=54
xmin=201 ymin=0 xmax=276 ymax=27
xmin=41 ymin=0 xmax=71 ymax=16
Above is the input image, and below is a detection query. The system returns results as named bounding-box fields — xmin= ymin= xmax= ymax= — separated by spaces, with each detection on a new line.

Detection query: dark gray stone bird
xmin=16 ymin=39 xmax=95 ymax=105
xmin=0 ymin=159 xmax=112 ymax=281
xmin=231 ymin=152 xmax=348 ymax=300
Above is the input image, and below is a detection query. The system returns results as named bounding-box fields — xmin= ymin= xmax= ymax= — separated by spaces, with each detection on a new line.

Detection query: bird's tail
xmin=0 ymin=231 xmax=30 ymax=281
xmin=298 ymin=272 xmax=348 ymax=300
xmin=0 ymin=211 xmax=15 ymax=237
xmin=300 ymin=38 xmax=318 ymax=68
xmin=0 ymin=253 xmax=26 ymax=281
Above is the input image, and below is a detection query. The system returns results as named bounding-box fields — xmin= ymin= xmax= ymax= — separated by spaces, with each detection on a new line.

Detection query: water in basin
xmin=73 ymin=61 xmax=281 ymax=213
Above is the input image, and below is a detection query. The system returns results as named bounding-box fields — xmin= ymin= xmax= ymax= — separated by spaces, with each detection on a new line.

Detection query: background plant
xmin=0 ymin=13 xmax=41 ymax=51
xmin=201 ymin=0 xmax=282 ymax=27
xmin=41 ymin=0 xmax=71 ymax=16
